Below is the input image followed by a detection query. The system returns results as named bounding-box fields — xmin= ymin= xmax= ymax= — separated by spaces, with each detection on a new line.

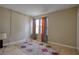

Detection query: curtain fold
xmin=41 ymin=16 xmax=48 ymax=42
xmin=32 ymin=18 xmax=37 ymax=39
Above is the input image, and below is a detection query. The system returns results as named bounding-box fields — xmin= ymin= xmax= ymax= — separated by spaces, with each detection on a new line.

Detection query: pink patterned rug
xmin=20 ymin=41 xmax=59 ymax=55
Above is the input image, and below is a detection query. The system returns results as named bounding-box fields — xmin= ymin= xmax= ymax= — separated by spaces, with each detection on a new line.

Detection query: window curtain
xmin=41 ymin=16 xmax=48 ymax=42
xmin=32 ymin=18 xmax=37 ymax=39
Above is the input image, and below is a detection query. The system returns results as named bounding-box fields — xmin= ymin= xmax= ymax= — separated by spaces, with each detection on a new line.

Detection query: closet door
xmin=11 ymin=12 xmax=25 ymax=42
xmin=10 ymin=11 xmax=30 ymax=42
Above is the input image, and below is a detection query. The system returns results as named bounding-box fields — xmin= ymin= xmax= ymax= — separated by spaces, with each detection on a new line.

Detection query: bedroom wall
xmin=0 ymin=7 xmax=31 ymax=45
xmin=10 ymin=11 xmax=31 ymax=43
xmin=34 ymin=7 xmax=77 ymax=48
xmin=77 ymin=7 xmax=79 ymax=51
xmin=48 ymin=7 xmax=77 ymax=48
xmin=0 ymin=7 xmax=10 ymax=44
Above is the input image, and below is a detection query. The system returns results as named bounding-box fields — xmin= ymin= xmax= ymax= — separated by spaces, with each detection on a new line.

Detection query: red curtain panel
xmin=41 ymin=16 xmax=45 ymax=42
xmin=41 ymin=16 xmax=48 ymax=42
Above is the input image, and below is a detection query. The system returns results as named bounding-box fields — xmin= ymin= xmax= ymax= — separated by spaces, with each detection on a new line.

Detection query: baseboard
xmin=3 ymin=39 xmax=26 ymax=46
xmin=48 ymin=41 xmax=77 ymax=49
xmin=3 ymin=39 xmax=78 ymax=50
xmin=76 ymin=47 xmax=79 ymax=52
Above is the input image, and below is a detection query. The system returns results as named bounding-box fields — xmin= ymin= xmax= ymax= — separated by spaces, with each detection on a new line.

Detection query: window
xmin=35 ymin=17 xmax=48 ymax=35
xmin=40 ymin=19 xmax=42 ymax=34
xmin=35 ymin=19 xmax=39 ymax=34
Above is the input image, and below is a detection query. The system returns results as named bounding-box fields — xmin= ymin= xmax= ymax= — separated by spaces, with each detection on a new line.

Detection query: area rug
xmin=20 ymin=41 xmax=59 ymax=55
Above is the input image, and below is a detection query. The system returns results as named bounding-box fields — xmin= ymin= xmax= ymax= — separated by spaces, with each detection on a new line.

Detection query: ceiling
xmin=0 ymin=4 xmax=77 ymax=16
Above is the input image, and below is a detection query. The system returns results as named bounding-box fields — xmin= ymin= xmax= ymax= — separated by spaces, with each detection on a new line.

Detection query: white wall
xmin=0 ymin=7 xmax=10 ymax=44
xmin=48 ymin=8 xmax=77 ymax=47
xmin=77 ymin=7 xmax=79 ymax=51
xmin=10 ymin=11 xmax=31 ymax=43
xmin=0 ymin=7 xmax=31 ymax=45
